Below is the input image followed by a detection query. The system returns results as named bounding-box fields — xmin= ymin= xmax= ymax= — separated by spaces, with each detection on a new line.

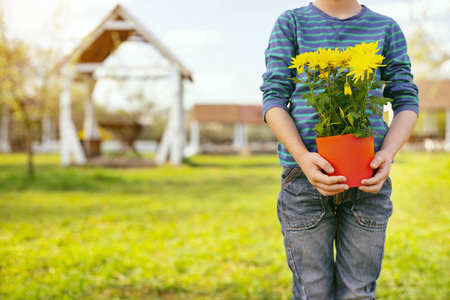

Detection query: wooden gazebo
xmin=58 ymin=4 xmax=192 ymax=166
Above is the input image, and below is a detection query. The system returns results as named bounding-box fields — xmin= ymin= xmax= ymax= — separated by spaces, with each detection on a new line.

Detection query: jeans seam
xmin=278 ymin=200 xmax=309 ymax=296
xmin=285 ymin=197 xmax=325 ymax=231
xmin=281 ymin=168 xmax=301 ymax=189
xmin=352 ymin=188 xmax=391 ymax=229
xmin=335 ymin=211 xmax=340 ymax=294
xmin=285 ymin=232 xmax=309 ymax=298
xmin=278 ymin=200 xmax=290 ymax=250
xmin=278 ymin=199 xmax=310 ymax=296
xmin=351 ymin=205 xmax=388 ymax=229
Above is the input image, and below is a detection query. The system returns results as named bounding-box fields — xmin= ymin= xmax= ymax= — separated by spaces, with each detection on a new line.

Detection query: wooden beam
xmin=103 ymin=20 xmax=134 ymax=30
xmin=59 ymin=4 xmax=193 ymax=82
xmin=75 ymin=63 xmax=102 ymax=73
xmin=114 ymin=5 xmax=193 ymax=82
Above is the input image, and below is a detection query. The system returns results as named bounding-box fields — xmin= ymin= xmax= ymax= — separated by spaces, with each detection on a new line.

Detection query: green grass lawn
xmin=0 ymin=152 xmax=449 ymax=299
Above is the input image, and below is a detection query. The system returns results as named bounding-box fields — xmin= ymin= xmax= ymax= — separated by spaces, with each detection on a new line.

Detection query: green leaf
xmin=371 ymin=80 xmax=391 ymax=89
xmin=353 ymin=130 xmax=363 ymax=138
xmin=313 ymin=76 xmax=320 ymax=84
xmin=353 ymin=128 xmax=372 ymax=138
xmin=347 ymin=113 xmax=354 ymax=125
xmin=307 ymin=95 xmax=317 ymax=108
xmin=339 ymin=107 xmax=345 ymax=119
xmin=287 ymin=77 xmax=303 ymax=84
xmin=314 ymin=122 xmax=325 ymax=136
xmin=317 ymin=93 xmax=329 ymax=108
xmin=369 ymin=102 xmax=383 ymax=116
xmin=371 ymin=97 xmax=392 ymax=105
xmin=370 ymin=81 xmax=383 ymax=89
xmin=349 ymin=111 xmax=360 ymax=119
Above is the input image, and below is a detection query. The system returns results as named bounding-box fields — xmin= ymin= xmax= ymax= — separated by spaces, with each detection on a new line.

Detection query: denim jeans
xmin=277 ymin=167 xmax=393 ymax=300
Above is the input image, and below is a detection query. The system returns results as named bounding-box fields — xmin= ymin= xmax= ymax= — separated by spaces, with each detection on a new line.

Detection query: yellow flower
xmin=328 ymin=48 xmax=345 ymax=69
xmin=346 ymin=52 xmax=386 ymax=83
xmin=307 ymin=52 xmax=321 ymax=70
xmin=309 ymin=48 xmax=342 ymax=70
xmin=350 ymin=41 xmax=380 ymax=56
xmin=317 ymin=48 xmax=331 ymax=69
xmin=319 ymin=70 xmax=330 ymax=80
xmin=289 ymin=52 xmax=311 ymax=74
xmin=344 ymin=82 xmax=352 ymax=95
xmin=339 ymin=48 xmax=353 ymax=65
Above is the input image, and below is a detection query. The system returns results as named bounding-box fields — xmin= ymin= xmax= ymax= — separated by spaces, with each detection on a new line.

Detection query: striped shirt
xmin=260 ymin=4 xmax=419 ymax=167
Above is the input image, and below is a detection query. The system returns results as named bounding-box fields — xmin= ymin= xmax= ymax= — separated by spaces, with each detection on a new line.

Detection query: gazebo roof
xmin=59 ymin=4 xmax=192 ymax=81
xmin=417 ymin=80 xmax=450 ymax=111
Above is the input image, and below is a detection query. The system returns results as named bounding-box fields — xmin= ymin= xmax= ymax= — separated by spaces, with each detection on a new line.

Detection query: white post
xmin=59 ymin=67 xmax=87 ymax=166
xmin=155 ymin=110 xmax=174 ymax=165
xmin=40 ymin=116 xmax=51 ymax=153
xmin=233 ymin=123 xmax=249 ymax=150
xmin=242 ymin=124 xmax=248 ymax=148
xmin=0 ymin=105 xmax=11 ymax=152
xmin=155 ymin=65 xmax=185 ymax=165
xmin=423 ymin=111 xmax=438 ymax=136
xmin=445 ymin=109 xmax=450 ymax=152
xmin=184 ymin=120 xmax=200 ymax=157
xmin=83 ymin=96 xmax=101 ymax=141
xmin=233 ymin=122 xmax=250 ymax=155
xmin=170 ymin=72 xmax=184 ymax=165
xmin=82 ymin=78 xmax=101 ymax=157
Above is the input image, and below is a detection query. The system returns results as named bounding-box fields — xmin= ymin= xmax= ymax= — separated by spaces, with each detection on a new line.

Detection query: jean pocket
xmin=281 ymin=167 xmax=301 ymax=189
xmin=279 ymin=170 xmax=325 ymax=230
xmin=351 ymin=178 xmax=393 ymax=229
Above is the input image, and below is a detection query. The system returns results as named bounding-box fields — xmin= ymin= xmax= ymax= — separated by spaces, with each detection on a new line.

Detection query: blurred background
xmin=0 ymin=0 xmax=449 ymax=299
xmin=0 ymin=0 xmax=449 ymax=161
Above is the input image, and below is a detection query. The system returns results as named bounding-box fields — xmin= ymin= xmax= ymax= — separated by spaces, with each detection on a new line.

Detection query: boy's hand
xmin=359 ymin=150 xmax=393 ymax=194
xmin=298 ymin=152 xmax=349 ymax=196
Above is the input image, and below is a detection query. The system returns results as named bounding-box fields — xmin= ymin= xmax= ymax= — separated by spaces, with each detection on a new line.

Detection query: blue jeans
xmin=277 ymin=167 xmax=393 ymax=300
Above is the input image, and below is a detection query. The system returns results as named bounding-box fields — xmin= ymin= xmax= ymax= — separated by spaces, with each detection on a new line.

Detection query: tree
xmin=0 ymin=18 xmax=38 ymax=176
xmin=0 ymin=14 xmax=66 ymax=176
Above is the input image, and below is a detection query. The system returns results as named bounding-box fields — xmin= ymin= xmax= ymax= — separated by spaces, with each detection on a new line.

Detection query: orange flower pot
xmin=316 ymin=134 xmax=375 ymax=188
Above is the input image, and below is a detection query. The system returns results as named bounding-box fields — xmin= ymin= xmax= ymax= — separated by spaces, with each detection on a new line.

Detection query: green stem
xmin=359 ymin=70 xmax=371 ymax=131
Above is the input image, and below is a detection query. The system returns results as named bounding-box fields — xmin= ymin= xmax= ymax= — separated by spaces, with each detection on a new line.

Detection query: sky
xmin=2 ymin=0 xmax=450 ymax=110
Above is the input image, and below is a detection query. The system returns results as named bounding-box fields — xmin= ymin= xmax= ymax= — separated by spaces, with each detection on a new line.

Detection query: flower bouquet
xmin=288 ymin=42 xmax=392 ymax=187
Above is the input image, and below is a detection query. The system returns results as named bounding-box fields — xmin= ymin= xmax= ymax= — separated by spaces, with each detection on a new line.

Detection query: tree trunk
xmin=18 ymin=100 xmax=34 ymax=177
xmin=25 ymin=122 xmax=34 ymax=177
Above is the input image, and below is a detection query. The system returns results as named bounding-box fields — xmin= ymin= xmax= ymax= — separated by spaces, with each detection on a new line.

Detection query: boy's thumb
xmin=370 ymin=156 xmax=381 ymax=169
xmin=317 ymin=157 xmax=334 ymax=173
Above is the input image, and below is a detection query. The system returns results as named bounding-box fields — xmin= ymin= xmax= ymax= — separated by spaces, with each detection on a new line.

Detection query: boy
xmin=260 ymin=0 xmax=419 ymax=299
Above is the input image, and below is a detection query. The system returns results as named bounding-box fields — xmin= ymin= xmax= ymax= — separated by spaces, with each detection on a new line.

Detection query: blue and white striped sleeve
xmin=381 ymin=20 xmax=419 ymax=117
xmin=260 ymin=10 xmax=297 ymax=122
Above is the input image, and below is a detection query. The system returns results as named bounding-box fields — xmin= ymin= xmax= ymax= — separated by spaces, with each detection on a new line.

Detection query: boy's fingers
xmin=314 ymin=156 xmax=334 ymax=174
xmin=313 ymin=172 xmax=346 ymax=185
xmin=358 ymin=182 xmax=383 ymax=194
xmin=361 ymin=164 xmax=389 ymax=186
xmin=327 ymin=175 xmax=347 ymax=185
xmin=360 ymin=169 xmax=389 ymax=193
xmin=316 ymin=182 xmax=349 ymax=194
xmin=370 ymin=155 xmax=382 ymax=169
xmin=316 ymin=180 xmax=348 ymax=191
xmin=312 ymin=174 xmax=348 ymax=196
xmin=361 ymin=174 xmax=382 ymax=186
